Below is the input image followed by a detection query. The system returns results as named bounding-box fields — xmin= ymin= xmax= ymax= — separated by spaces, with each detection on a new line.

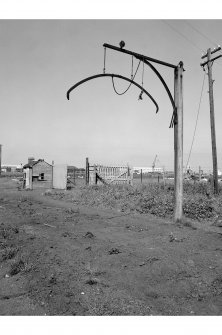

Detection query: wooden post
xmin=0 ymin=145 xmax=2 ymax=177
xmin=141 ymin=169 xmax=143 ymax=184
xmin=51 ymin=160 xmax=54 ymax=189
xmin=93 ymin=165 xmax=97 ymax=185
xmin=73 ymin=167 xmax=75 ymax=185
xmin=29 ymin=168 xmax=33 ymax=190
xmin=174 ymin=62 xmax=183 ymax=223
xmin=163 ymin=166 xmax=166 ymax=188
xmin=86 ymin=157 xmax=89 ymax=185
xmin=207 ymin=48 xmax=219 ymax=194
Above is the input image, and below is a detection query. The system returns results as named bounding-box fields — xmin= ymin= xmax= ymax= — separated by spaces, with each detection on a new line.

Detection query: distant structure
xmin=1 ymin=164 xmax=23 ymax=173
xmin=133 ymin=167 xmax=163 ymax=174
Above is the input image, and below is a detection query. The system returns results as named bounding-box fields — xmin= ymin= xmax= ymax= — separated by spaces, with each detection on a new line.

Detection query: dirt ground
xmin=1 ymin=178 xmax=222 ymax=315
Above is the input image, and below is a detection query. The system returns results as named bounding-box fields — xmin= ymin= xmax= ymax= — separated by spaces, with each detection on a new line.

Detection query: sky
xmin=1 ymin=7 xmax=222 ymax=172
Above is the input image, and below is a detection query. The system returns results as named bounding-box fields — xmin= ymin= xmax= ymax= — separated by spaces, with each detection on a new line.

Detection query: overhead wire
xmin=163 ymin=20 xmax=222 ymax=70
xmin=184 ymin=21 xmax=218 ymax=48
xmin=162 ymin=20 xmax=204 ymax=53
xmin=185 ymin=72 xmax=206 ymax=170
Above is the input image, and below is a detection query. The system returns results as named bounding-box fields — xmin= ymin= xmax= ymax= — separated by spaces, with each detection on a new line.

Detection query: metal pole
xmin=207 ymin=48 xmax=219 ymax=194
xmin=174 ymin=62 xmax=184 ymax=223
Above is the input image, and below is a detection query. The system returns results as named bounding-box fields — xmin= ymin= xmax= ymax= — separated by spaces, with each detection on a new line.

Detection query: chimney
xmin=28 ymin=157 xmax=35 ymax=165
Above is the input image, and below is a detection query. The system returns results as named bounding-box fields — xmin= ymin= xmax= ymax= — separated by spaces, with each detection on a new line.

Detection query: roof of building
xmin=23 ymin=159 xmax=51 ymax=169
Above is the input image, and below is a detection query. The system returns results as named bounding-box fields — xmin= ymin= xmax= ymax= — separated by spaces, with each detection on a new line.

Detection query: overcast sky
xmin=1 ymin=18 xmax=222 ymax=171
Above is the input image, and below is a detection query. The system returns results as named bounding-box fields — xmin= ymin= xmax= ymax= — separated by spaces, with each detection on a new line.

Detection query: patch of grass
xmin=0 ymin=224 xmax=19 ymax=239
xmin=9 ymin=259 xmax=25 ymax=276
xmin=2 ymin=246 xmax=18 ymax=261
xmin=47 ymin=182 xmax=222 ymax=222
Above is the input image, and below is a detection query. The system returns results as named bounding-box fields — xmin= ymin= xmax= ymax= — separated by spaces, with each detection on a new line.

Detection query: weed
xmin=9 ymin=259 xmax=25 ymax=276
xmin=2 ymin=246 xmax=18 ymax=261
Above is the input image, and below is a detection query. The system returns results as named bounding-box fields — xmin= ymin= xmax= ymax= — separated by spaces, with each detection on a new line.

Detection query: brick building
xmin=23 ymin=158 xmax=52 ymax=189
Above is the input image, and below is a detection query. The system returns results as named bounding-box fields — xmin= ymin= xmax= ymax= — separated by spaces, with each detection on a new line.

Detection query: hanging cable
xmin=131 ymin=56 xmax=134 ymax=80
xmin=112 ymin=59 xmax=141 ymax=95
xmin=138 ymin=58 xmax=145 ymax=100
xmin=185 ymin=72 xmax=206 ymax=171
xmin=103 ymin=47 xmax=106 ymax=74
xmin=184 ymin=21 xmax=218 ymax=48
xmin=162 ymin=20 xmax=204 ymax=53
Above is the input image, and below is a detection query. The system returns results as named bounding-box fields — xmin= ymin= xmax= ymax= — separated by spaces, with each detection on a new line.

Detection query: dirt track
xmin=1 ymin=178 xmax=222 ymax=315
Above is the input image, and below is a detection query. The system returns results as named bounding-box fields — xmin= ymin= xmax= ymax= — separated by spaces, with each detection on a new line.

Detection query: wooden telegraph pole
xmin=201 ymin=46 xmax=222 ymax=194
xmin=174 ymin=62 xmax=184 ymax=222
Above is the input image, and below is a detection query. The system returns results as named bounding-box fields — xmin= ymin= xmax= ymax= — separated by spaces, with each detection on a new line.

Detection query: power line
xmin=184 ymin=21 xmax=218 ymax=47
xmin=162 ymin=20 xmax=204 ymax=53
xmin=185 ymin=72 xmax=206 ymax=170
xmin=163 ymin=20 xmax=222 ymax=70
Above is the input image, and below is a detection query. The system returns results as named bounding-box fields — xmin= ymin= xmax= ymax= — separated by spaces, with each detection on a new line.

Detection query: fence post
xmin=163 ymin=166 xmax=166 ymax=189
xmin=86 ymin=157 xmax=89 ymax=185
xmin=73 ymin=167 xmax=75 ymax=185
xmin=51 ymin=160 xmax=54 ymax=189
xmin=93 ymin=165 xmax=97 ymax=185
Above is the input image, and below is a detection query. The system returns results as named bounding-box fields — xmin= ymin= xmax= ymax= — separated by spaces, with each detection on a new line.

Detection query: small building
xmin=23 ymin=158 xmax=53 ymax=189
xmin=133 ymin=166 xmax=163 ymax=174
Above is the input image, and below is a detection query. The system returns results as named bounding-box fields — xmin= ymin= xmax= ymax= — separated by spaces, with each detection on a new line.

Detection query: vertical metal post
xmin=207 ymin=48 xmax=219 ymax=194
xmin=174 ymin=61 xmax=184 ymax=223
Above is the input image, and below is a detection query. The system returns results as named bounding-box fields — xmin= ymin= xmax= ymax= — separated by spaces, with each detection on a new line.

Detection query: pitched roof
xmin=23 ymin=159 xmax=51 ymax=169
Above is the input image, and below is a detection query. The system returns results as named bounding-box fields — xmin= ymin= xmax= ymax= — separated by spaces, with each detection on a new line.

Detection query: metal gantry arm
xmin=103 ymin=43 xmax=177 ymax=127
xmin=67 ymin=73 xmax=159 ymax=113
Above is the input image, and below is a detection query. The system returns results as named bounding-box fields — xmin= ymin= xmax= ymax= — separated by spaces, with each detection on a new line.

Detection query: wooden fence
xmin=86 ymin=158 xmax=132 ymax=185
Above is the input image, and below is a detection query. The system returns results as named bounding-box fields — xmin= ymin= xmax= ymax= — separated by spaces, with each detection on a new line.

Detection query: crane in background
xmin=152 ymin=155 xmax=158 ymax=172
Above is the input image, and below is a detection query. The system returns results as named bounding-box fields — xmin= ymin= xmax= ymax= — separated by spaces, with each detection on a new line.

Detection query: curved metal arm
xmin=139 ymin=58 xmax=176 ymax=127
xmin=67 ymin=73 xmax=159 ymax=113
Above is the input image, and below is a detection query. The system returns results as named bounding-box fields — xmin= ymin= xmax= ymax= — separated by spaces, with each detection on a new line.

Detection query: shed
xmin=23 ymin=158 xmax=53 ymax=189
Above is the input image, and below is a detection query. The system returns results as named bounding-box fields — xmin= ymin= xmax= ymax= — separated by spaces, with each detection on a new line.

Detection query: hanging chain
xmin=103 ymin=47 xmax=106 ymax=74
xmin=138 ymin=58 xmax=145 ymax=100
